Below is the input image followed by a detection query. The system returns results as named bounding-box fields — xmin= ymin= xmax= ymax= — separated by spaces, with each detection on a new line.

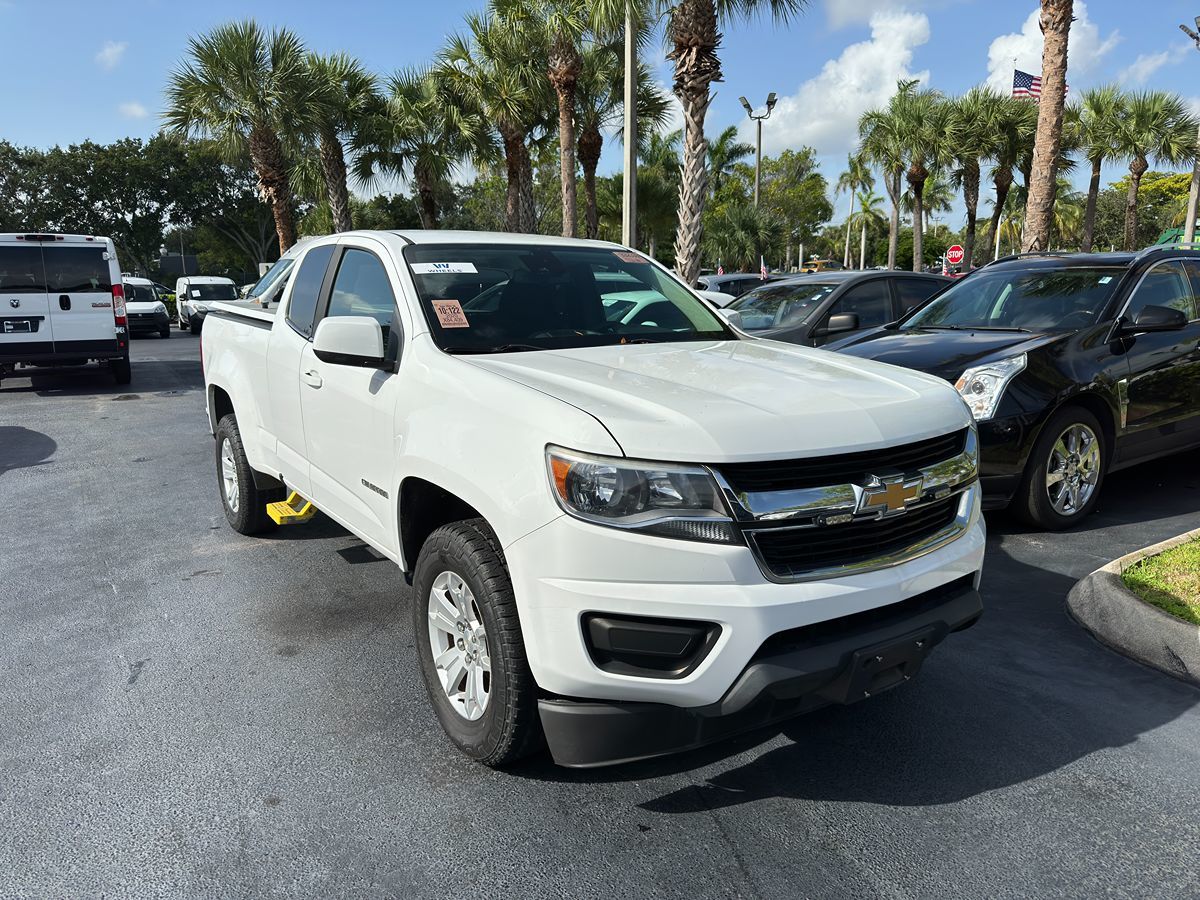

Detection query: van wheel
xmin=1014 ymin=406 xmax=1107 ymax=530
xmin=215 ymin=414 xmax=283 ymax=535
xmin=179 ymin=313 xmax=190 ymax=332
xmin=111 ymin=356 xmax=131 ymax=385
xmin=159 ymin=326 xmax=171 ymax=339
xmin=412 ymin=519 xmax=541 ymax=767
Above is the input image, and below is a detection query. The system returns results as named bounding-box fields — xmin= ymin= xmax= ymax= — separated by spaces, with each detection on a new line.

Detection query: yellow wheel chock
xmin=267 ymin=491 xmax=317 ymax=525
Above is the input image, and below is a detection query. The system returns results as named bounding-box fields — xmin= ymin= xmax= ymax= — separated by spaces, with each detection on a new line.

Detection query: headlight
xmin=155 ymin=302 xmax=167 ymax=313
xmin=954 ymin=354 xmax=1026 ymax=421
xmin=546 ymin=446 xmax=739 ymax=544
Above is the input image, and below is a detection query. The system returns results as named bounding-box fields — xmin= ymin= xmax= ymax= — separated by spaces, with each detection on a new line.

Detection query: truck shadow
xmin=0 ymin=360 xmax=203 ymax=396
xmin=516 ymin=546 xmax=1199 ymax=806
xmin=0 ymin=426 xmax=57 ymax=476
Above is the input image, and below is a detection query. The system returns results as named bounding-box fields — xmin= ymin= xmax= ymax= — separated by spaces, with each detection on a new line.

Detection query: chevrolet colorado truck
xmin=201 ymin=230 xmax=985 ymax=768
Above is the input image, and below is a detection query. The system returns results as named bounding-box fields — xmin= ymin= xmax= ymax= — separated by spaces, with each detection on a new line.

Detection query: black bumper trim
xmin=538 ymin=578 xmax=982 ymax=768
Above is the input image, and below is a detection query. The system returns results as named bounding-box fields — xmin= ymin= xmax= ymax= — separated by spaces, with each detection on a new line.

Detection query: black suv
xmin=827 ymin=248 xmax=1200 ymax=529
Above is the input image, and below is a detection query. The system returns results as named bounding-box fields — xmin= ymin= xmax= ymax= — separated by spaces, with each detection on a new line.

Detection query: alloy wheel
xmin=220 ymin=438 xmax=239 ymax=514
xmin=426 ymin=571 xmax=491 ymax=721
xmin=1045 ymin=423 xmax=1100 ymax=517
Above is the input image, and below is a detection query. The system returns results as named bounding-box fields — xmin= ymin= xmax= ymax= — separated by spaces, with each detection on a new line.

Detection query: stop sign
xmin=946 ymin=245 xmax=965 ymax=266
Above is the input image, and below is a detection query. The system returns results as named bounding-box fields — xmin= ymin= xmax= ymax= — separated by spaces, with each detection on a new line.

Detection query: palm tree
xmin=859 ymin=87 xmax=909 ymax=269
xmin=305 ymin=53 xmax=376 ymax=233
xmin=849 ymin=189 xmax=886 ymax=269
xmin=354 ymin=68 xmax=489 ymax=229
xmin=1113 ymin=91 xmax=1199 ymax=250
xmin=437 ymin=11 xmax=547 ymax=232
xmin=890 ymin=83 xmax=952 ymax=271
xmin=986 ymin=97 xmax=1037 ymax=260
xmin=1022 ymin=0 xmax=1073 ymax=252
xmin=904 ymin=169 xmax=953 ymax=228
xmin=665 ymin=0 xmax=806 ymax=283
xmin=638 ymin=128 xmax=683 ymax=258
xmin=707 ymin=126 xmax=755 ymax=196
xmin=948 ymin=87 xmax=1003 ymax=270
xmin=703 ymin=202 xmax=782 ymax=272
xmin=836 ymin=154 xmax=873 ymax=268
xmin=1070 ymin=86 xmax=1126 ymax=252
xmin=1050 ymin=177 xmax=1084 ymax=248
xmin=165 ymin=20 xmax=314 ymax=251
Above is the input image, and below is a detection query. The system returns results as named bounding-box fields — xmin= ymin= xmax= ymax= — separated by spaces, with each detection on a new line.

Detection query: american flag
xmin=716 ymin=261 xmax=724 ymax=275
xmin=1012 ymin=69 xmax=1041 ymax=99
xmin=759 ymin=255 xmax=768 ymax=280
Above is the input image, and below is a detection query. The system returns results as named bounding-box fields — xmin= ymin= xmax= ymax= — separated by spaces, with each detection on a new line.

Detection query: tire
xmin=214 ymin=414 xmax=283 ymax=535
xmin=179 ymin=313 xmax=190 ymax=332
xmin=1014 ymin=406 xmax=1107 ymax=530
xmin=159 ymin=326 xmax=171 ymax=339
xmin=412 ymin=518 xmax=541 ymax=767
xmin=111 ymin=356 xmax=131 ymax=385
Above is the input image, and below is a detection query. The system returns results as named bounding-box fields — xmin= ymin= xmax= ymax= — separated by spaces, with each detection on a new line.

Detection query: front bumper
xmin=128 ymin=312 xmax=169 ymax=333
xmin=540 ymin=574 xmax=982 ymax=767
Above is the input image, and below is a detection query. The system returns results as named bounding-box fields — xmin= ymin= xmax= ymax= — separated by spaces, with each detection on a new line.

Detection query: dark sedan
xmin=729 ymin=271 xmax=951 ymax=346
xmin=695 ymin=272 xmax=780 ymax=302
xmin=827 ymin=249 xmax=1200 ymax=529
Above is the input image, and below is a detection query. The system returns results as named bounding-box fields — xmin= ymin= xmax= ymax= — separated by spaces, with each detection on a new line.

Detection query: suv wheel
xmin=412 ymin=518 xmax=541 ymax=767
xmin=1015 ymin=406 xmax=1106 ymax=530
xmin=215 ymin=414 xmax=283 ymax=534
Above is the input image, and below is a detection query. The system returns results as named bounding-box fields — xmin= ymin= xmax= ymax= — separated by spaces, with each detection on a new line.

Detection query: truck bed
xmin=210 ymin=301 xmax=277 ymax=323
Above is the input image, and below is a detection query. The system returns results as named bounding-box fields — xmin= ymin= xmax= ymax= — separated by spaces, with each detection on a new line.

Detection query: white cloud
xmin=1119 ymin=43 xmax=1191 ymax=86
xmin=746 ymin=9 xmax=931 ymax=160
xmin=95 ymin=40 xmax=127 ymax=70
xmin=985 ymin=2 xmax=1119 ymax=93
xmin=118 ymin=101 xmax=148 ymax=119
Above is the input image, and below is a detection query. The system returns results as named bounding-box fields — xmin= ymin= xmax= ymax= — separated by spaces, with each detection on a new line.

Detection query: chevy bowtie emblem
xmin=9 ymin=298 xmax=18 ymax=308
xmin=858 ymin=474 xmax=923 ymax=516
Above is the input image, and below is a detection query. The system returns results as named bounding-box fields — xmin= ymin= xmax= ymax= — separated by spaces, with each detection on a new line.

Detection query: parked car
xmin=0 ymin=233 xmax=130 ymax=384
xmin=202 ymin=230 xmax=985 ymax=768
xmin=827 ymin=248 xmax=1200 ymax=529
xmin=695 ymin=272 xmax=776 ymax=300
xmin=728 ymin=271 xmax=951 ymax=347
xmin=123 ymin=276 xmax=171 ymax=339
xmin=176 ymin=275 xmax=238 ymax=332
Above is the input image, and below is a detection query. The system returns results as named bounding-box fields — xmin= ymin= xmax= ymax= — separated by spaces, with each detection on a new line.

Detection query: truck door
xmin=41 ymin=242 xmax=119 ymax=356
xmin=0 ymin=242 xmax=52 ymax=359
xmin=298 ymin=242 xmax=403 ymax=549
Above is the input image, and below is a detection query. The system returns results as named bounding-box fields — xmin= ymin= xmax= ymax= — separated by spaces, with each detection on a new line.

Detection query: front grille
xmin=747 ymin=495 xmax=960 ymax=580
xmin=720 ymin=429 xmax=967 ymax=494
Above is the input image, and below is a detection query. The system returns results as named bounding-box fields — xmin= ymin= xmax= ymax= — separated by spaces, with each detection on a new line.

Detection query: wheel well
xmin=210 ymin=385 xmax=234 ymax=426
xmin=1053 ymin=392 xmax=1117 ymax=461
xmin=399 ymin=478 xmax=485 ymax=573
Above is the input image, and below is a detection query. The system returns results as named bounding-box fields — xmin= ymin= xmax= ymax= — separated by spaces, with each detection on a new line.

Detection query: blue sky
xmin=0 ymin=0 xmax=1193 ymax=224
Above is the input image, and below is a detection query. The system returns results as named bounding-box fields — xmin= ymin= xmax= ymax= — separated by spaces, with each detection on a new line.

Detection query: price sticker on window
xmin=431 ymin=299 xmax=470 ymax=328
xmin=613 ymin=251 xmax=644 ymax=264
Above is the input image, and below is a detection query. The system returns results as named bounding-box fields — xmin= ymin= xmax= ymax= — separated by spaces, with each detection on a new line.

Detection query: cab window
xmin=286 ymin=244 xmax=336 ymax=338
xmin=326 ymin=249 xmax=396 ymax=328
xmin=1128 ymin=261 xmax=1197 ymax=322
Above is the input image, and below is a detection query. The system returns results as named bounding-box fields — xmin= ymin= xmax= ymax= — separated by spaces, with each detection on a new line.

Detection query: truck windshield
xmin=189 ymin=284 xmax=238 ymax=302
xmin=904 ymin=267 xmax=1123 ymax=332
xmin=731 ymin=282 xmax=837 ymax=331
xmin=403 ymin=244 xmax=732 ymax=352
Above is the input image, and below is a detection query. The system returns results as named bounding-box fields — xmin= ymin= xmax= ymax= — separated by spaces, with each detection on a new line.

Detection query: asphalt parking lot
xmin=2 ymin=332 xmax=1199 ymax=899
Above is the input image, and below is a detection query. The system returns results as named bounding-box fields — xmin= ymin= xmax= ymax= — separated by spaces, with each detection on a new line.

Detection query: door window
xmin=286 ymin=244 xmax=336 ymax=338
xmin=827 ymin=279 xmax=892 ymax=328
xmin=0 ymin=246 xmax=46 ymax=292
xmin=895 ymin=278 xmax=943 ymax=314
xmin=325 ymin=249 xmax=396 ymax=328
xmin=1128 ymin=261 xmax=1197 ymax=322
xmin=1179 ymin=261 xmax=1200 ymax=321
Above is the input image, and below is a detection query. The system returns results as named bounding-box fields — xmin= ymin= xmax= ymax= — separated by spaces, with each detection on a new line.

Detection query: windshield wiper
xmin=915 ymin=324 xmax=1033 ymax=333
xmin=442 ymin=343 xmax=545 ymax=354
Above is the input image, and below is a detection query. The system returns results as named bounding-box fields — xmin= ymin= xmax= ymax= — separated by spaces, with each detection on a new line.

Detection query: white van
xmin=176 ymin=275 xmax=238 ymax=332
xmin=0 ymin=233 xmax=130 ymax=384
xmin=123 ymin=276 xmax=171 ymax=339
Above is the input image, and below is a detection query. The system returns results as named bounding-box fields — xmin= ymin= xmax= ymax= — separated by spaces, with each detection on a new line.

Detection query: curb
xmin=1066 ymin=527 xmax=1200 ymax=685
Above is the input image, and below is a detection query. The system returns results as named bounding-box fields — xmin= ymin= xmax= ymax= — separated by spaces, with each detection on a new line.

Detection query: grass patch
xmin=1122 ymin=538 xmax=1200 ymax=626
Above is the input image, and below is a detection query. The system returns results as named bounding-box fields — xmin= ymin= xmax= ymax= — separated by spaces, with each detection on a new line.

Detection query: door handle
xmin=59 ymin=295 xmax=71 ymax=311
xmin=302 ymin=369 xmax=323 ymax=388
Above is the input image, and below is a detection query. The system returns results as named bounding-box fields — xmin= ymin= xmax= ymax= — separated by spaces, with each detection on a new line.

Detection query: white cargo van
xmin=176 ymin=275 xmax=238 ymax=332
xmin=0 ymin=233 xmax=130 ymax=384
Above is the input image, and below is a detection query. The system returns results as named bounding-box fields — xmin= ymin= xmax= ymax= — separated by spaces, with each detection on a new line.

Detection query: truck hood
xmin=832 ymin=327 xmax=1067 ymax=382
xmin=464 ymin=339 xmax=970 ymax=462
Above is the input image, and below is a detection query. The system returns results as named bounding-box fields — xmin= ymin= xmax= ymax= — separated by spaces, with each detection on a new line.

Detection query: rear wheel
xmin=179 ymin=310 xmax=190 ymax=332
xmin=412 ymin=519 xmax=541 ymax=767
xmin=215 ymin=414 xmax=283 ymax=535
xmin=111 ymin=356 xmax=131 ymax=385
xmin=1015 ymin=406 xmax=1106 ymax=530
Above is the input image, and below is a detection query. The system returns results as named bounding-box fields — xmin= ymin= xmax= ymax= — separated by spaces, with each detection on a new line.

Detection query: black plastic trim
xmin=582 ymin=613 xmax=721 ymax=678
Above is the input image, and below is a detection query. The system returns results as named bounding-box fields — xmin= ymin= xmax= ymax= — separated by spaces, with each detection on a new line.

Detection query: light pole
xmin=739 ymin=92 xmax=776 ymax=207
xmin=1179 ymin=17 xmax=1200 ymax=244
xmin=621 ymin=2 xmax=637 ymax=250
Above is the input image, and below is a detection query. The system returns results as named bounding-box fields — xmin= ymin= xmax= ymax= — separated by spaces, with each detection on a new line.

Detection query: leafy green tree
xmin=703 ymin=202 xmax=782 ymax=272
xmin=859 ymin=80 xmax=913 ymax=269
xmin=889 ymin=82 xmax=952 ymax=271
xmin=1070 ymin=85 xmax=1126 ymax=252
xmin=707 ymin=125 xmax=755 ymax=196
xmin=835 ymin=154 xmax=873 ymax=268
xmin=759 ymin=148 xmax=832 ymax=268
xmin=948 ymin=87 xmax=1004 ymax=269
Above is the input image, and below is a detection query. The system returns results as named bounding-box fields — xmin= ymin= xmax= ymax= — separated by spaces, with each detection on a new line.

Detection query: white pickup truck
xmin=202 ymin=230 xmax=985 ymax=768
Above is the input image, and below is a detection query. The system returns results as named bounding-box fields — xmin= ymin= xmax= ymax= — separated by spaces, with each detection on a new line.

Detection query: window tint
xmin=188 ymin=283 xmax=238 ymax=302
xmin=1128 ymin=261 xmax=1196 ymax=321
xmin=286 ymin=244 xmax=336 ymax=338
xmin=43 ymin=247 xmax=111 ymax=293
xmin=828 ymin=279 xmax=892 ymax=328
xmin=895 ymin=278 xmax=943 ymax=314
xmin=326 ymin=249 xmax=396 ymax=327
xmin=0 ymin=246 xmax=46 ymax=293
xmin=731 ymin=282 xmax=838 ymax=331
xmin=1179 ymin=261 xmax=1200 ymax=320
xmin=125 ymin=283 xmax=156 ymax=302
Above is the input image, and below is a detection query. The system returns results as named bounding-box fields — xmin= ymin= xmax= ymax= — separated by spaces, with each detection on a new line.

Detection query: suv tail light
xmin=111 ymin=283 xmax=127 ymax=326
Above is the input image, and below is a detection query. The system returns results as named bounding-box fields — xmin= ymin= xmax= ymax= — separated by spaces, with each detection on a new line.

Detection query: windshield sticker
xmin=431 ymin=299 xmax=470 ymax=328
xmin=613 ymin=251 xmax=644 ymax=264
xmin=411 ymin=262 xmax=479 ymax=275
xmin=1099 ymin=276 xmax=1113 ymax=284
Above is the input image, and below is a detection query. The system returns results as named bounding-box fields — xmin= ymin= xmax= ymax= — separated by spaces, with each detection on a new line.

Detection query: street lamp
xmin=739 ymin=92 xmax=777 ymax=207
xmin=1179 ymin=16 xmax=1200 ymax=244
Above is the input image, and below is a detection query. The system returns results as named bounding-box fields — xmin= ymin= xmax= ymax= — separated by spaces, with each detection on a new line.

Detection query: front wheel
xmin=159 ymin=326 xmax=171 ymax=339
xmin=1014 ymin=407 xmax=1106 ymax=530
xmin=214 ymin=414 xmax=283 ymax=535
xmin=412 ymin=519 xmax=541 ymax=767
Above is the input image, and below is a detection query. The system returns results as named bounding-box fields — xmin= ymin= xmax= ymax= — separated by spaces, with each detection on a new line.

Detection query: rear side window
xmin=829 ymin=279 xmax=892 ymax=328
xmin=43 ymin=247 xmax=111 ymax=293
xmin=895 ymin=278 xmax=943 ymax=314
xmin=286 ymin=244 xmax=336 ymax=338
xmin=1128 ymin=261 xmax=1197 ymax=322
xmin=0 ymin=246 xmax=46 ymax=293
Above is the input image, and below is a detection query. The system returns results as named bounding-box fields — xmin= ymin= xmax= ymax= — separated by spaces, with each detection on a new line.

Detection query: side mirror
xmin=820 ymin=312 xmax=859 ymax=336
xmin=717 ymin=308 xmax=744 ymax=329
xmin=1121 ymin=304 xmax=1189 ymax=335
xmin=312 ymin=316 xmax=387 ymax=368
